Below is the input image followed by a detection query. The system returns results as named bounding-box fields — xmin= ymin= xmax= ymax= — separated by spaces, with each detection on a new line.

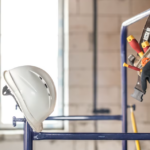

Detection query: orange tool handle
xmin=127 ymin=35 xmax=144 ymax=57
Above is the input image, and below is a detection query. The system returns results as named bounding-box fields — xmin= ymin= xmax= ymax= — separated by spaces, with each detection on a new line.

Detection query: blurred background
xmin=1 ymin=0 xmax=150 ymax=150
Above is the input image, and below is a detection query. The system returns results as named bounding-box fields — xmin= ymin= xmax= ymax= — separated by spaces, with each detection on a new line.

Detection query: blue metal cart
xmin=13 ymin=9 xmax=150 ymax=150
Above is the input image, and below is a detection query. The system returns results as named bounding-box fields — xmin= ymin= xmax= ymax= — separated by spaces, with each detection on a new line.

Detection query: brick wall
xmin=1 ymin=0 xmax=150 ymax=150
xmin=69 ymin=0 xmax=150 ymax=150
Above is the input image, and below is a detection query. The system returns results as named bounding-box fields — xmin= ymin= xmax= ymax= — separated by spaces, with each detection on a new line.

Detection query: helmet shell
xmin=3 ymin=66 xmax=56 ymax=132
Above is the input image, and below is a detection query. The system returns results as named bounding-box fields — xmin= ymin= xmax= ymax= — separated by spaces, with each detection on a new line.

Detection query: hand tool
xmin=141 ymin=61 xmax=150 ymax=93
xmin=123 ymin=15 xmax=150 ymax=102
xmin=141 ymin=41 xmax=150 ymax=52
xmin=123 ymin=63 xmax=142 ymax=72
xmin=129 ymin=106 xmax=141 ymax=150
xmin=128 ymin=54 xmax=136 ymax=66
xmin=131 ymin=15 xmax=150 ymax=102
xmin=127 ymin=35 xmax=144 ymax=57
xmin=131 ymin=76 xmax=145 ymax=102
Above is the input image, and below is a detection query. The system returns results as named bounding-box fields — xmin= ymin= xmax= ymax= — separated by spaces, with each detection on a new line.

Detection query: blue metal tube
xmin=33 ymin=133 xmax=150 ymax=140
xmin=13 ymin=115 xmax=122 ymax=123
xmin=120 ymin=26 xmax=128 ymax=150
xmin=46 ymin=115 xmax=122 ymax=120
xmin=24 ymin=121 xmax=33 ymax=150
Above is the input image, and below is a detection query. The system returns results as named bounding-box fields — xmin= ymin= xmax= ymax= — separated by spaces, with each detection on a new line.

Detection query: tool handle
xmin=128 ymin=65 xmax=141 ymax=71
xmin=143 ymin=46 xmax=150 ymax=52
xmin=127 ymin=35 xmax=143 ymax=57
xmin=135 ymin=140 xmax=141 ymax=150
xmin=131 ymin=108 xmax=141 ymax=150
xmin=142 ymin=41 xmax=150 ymax=52
xmin=123 ymin=63 xmax=141 ymax=72
xmin=129 ymin=39 xmax=143 ymax=53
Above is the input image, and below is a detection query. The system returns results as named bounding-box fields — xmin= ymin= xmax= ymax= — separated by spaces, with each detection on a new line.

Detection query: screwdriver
xmin=123 ymin=63 xmax=142 ymax=72
xmin=127 ymin=35 xmax=144 ymax=58
xmin=141 ymin=41 xmax=150 ymax=52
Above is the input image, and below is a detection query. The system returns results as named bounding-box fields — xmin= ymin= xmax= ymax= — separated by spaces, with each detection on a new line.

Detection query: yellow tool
xmin=130 ymin=107 xmax=141 ymax=150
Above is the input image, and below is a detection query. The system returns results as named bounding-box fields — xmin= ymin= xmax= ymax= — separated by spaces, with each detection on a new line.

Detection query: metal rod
xmin=46 ymin=115 xmax=122 ymax=120
xmin=24 ymin=121 xmax=33 ymax=150
xmin=121 ymin=26 xmax=128 ymax=150
xmin=122 ymin=9 xmax=150 ymax=26
xmin=93 ymin=1 xmax=98 ymax=149
xmin=93 ymin=0 xmax=97 ymax=112
xmin=33 ymin=133 xmax=150 ymax=140
xmin=13 ymin=115 xmax=122 ymax=123
xmin=93 ymin=0 xmax=98 ymax=149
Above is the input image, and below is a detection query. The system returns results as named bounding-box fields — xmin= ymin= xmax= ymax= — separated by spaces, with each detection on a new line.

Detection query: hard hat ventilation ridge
xmin=39 ymin=76 xmax=51 ymax=96
xmin=30 ymin=70 xmax=51 ymax=97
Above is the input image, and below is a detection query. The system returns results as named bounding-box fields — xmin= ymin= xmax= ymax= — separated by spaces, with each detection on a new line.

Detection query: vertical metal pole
xmin=93 ymin=0 xmax=110 ymax=115
xmin=93 ymin=0 xmax=97 ymax=113
xmin=24 ymin=121 xmax=33 ymax=150
xmin=93 ymin=1 xmax=98 ymax=150
xmin=121 ymin=26 xmax=128 ymax=150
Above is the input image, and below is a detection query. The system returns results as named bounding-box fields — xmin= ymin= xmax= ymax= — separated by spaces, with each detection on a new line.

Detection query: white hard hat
xmin=3 ymin=66 xmax=56 ymax=132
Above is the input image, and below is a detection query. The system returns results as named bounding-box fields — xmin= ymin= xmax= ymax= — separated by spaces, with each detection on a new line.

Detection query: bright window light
xmin=1 ymin=0 xmax=62 ymax=129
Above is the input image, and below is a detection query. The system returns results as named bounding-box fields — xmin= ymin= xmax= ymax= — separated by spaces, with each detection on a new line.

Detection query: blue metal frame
xmin=121 ymin=23 xmax=128 ymax=150
xmin=13 ymin=115 xmax=122 ymax=125
xmin=12 ymin=9 xmax=150 ymax=150
xmin=120 ymin=8 xmax=150 ymax=150
xmin=33 ymin=132 xmax=150 ymax=140
xmin=24 ymin=121 xmax=33 ymax=150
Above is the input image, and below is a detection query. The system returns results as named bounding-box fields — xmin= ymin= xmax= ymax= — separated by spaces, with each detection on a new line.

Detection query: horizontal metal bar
xmin=33 ymin=133 xmax=150 ymax=140
xmin=46 ymin=115 xmax=122 ymax=120
xmin=13 ymin=115 xmax=122 ymax=124
xmin=13 ymin=117 xmax=26 ymax=122
xmin=122 ymin=8 xmax=150 ymax=26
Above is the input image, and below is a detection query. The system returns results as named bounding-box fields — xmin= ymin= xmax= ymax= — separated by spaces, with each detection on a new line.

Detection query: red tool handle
xmin=128 ymin=65 xmax=141 ymax=71
xmin=129 ymin=39 xmax=142 ymax=53
xmin=127 ymin=35 xmax=143 ymax=57
xmin=143 ymin=46 xmax=150 ymax=52
xmin=123 ymin=63 xmax=142 ymax=72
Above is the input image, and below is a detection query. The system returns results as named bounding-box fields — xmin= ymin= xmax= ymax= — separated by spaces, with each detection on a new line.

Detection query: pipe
xmin=120 ymin=26 xmax=128 ymax=150
xmin=33 ymin=132 xmax=150 ymax=140
xmin=93 ymin=0 xmax=97 ymax=113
